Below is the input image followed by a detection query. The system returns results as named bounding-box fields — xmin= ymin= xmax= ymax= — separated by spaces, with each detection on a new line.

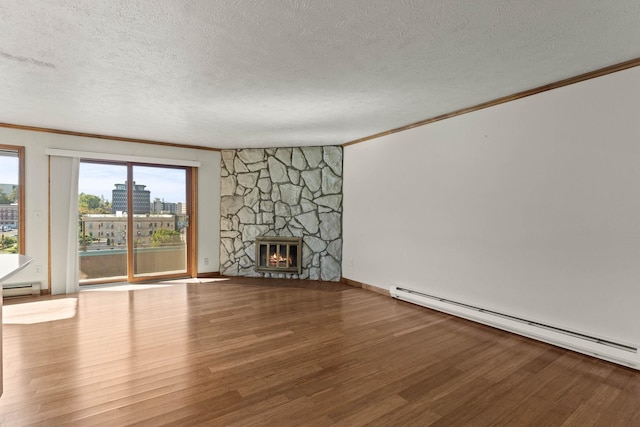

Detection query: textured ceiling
xmin=1 ymin=0 xmax=640 ymax=149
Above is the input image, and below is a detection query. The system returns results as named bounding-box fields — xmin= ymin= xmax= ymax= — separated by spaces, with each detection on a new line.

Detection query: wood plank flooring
xmin=1 ymin=277 xmax=639 ymax=426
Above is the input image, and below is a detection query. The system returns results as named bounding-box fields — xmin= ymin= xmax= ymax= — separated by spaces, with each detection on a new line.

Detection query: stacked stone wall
xmin=220 ymin=146 xmax=342 ymax=281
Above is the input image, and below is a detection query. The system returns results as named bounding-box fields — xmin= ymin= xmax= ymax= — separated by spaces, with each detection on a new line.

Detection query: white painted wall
xmin=343 ymin=66 xmax=640 ymax=346
xmin=0 ymin=127 xmax=221 ymax=290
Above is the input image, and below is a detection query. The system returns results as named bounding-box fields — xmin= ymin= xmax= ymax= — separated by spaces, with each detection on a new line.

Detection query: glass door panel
xmin=78 ymin=162 xmax=128 ymax=282
xmin=131 ymin=165 xmax=188 ymax=279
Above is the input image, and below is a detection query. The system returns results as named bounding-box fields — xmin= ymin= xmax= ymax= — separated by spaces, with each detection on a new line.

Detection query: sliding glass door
xmin=78 ymin=161 xmax=192 ymax=283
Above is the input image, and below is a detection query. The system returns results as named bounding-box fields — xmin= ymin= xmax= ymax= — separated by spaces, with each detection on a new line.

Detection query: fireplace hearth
xmin=255 ymin=236 xmax=302 ymax=274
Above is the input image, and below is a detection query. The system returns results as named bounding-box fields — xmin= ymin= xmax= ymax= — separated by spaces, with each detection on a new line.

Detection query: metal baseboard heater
xmin=3 ymin=282 xmax=41 ymax=297
xmin=390 ymin=285 xmax=639 ymax=370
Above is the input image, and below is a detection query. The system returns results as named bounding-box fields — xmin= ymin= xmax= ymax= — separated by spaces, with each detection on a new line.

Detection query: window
xmin=0 ymin=145 xmax=24 ymax=254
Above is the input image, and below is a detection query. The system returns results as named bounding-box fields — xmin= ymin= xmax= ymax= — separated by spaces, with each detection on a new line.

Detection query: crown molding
xmin=343 ymin=57 xmax=640 ymax=147
xmin=0 ymin=122 xmax=220 ymax=152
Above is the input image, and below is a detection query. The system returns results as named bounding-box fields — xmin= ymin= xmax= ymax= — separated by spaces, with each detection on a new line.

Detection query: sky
xmin=0 ymin=155 xmax=186 ymax=204
xmin=0 ymin=154 xmax=18 ymax=186
xmin=79 ymin=163 xmax=186 ymax=204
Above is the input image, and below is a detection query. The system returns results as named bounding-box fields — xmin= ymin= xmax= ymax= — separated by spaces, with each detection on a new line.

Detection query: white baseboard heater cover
xmin=390 ymin=285 xmax=639 ymax=370
xmin=3 ymin=282 xmax=41 ymax=297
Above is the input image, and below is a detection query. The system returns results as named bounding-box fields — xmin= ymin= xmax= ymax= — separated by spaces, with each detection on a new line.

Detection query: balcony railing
xmin=79 ymin=245 xmax=186 ymax=281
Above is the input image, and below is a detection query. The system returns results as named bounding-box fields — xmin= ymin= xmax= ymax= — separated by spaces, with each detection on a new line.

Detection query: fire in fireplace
xmin=255 ymin=236 xmax=302 ymax=274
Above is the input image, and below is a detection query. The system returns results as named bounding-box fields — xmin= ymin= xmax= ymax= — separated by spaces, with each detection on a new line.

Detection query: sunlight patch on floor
xmin=3 ymin=298 xmax=78 ymax=324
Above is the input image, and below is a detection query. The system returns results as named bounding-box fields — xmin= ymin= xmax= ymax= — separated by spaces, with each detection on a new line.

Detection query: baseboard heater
xmin=390 ymin=285 xmax=639 ymax=370
xmin=3 ymin=282 xmax=41 ymax=297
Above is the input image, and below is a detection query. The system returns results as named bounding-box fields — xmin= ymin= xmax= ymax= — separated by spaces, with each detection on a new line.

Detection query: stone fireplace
xmin=220 ymin=146 xmax=342 ymax=281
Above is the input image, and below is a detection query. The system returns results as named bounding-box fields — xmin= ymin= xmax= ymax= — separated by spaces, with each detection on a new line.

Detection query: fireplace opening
xmin=255 ymin=236 xmax=302 ymax=274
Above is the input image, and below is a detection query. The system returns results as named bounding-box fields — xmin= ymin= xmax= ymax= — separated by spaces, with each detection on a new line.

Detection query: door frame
xmin=79 ymin=160 xmax=197 ymax=284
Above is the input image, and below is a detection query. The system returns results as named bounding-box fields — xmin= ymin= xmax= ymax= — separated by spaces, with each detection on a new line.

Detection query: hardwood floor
xmin=1 ymin=277 xmax=639 ymax=426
